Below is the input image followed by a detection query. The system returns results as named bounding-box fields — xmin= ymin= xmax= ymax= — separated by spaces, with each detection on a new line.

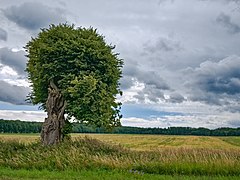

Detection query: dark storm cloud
xmin=168 ymin=92 xmax=185 ymax=103
xmin=189 ymin=91 xmax=223 ymax=105
xmin=2 ymin=2 xmax=65 ymax=30
xmin=120 ymin=60 xmax=137 ymax=90
xmin=134 ymin=85 xmax=186 ymax=104
xmin=228 ymin=119 xmax=240 ymax=127
xmin=216 ymin=13 xmax=240 ymax=34
xmin=187 ymin=56 xmax=240 ymax=105
xmin=0 ymin=48 xmax=27 ymax=75
xmin=120 ymin=76 xmax=134 ymax=90
xmin=122 ymin=59 xmax=139 ymax=77
xmin=134 ymin=84 xmax=166 ymax=103
xmin=143 ymin=84 xmax=165 ymax=102
xmin=143 ymin=37 xmax=183 ymax=54
xmin=158 ymin=0 xmax=175 ymax=5
xmin=0 ymin=80 xmax=30 ymax=105
xmin=138 ymin=71 xmax=170 ymax=90
xmin=133 ymin=91 xmax=146 ymax=103
xmin=223 ymin=103 xmax=240 ymax=113
xmin=132 ymin=72 xmax=171 ymax=103
xmin=199 ymin=0 xmax=240 ymax=3
xmin=121 ymin=59 xmax=171 ymax=103
xmin=224 ymin=0 xmax=240 ymax=2
xmin=194 ymin=56 xmax=240 ymax=95
xmin=0 ymin=28 xmax=7 ymax=41
xmin=122 ymin=59 xmax=170 ymax=90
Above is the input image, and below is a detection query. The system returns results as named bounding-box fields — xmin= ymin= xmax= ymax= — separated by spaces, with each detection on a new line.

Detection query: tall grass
xmin=1 ymin=137 xmax=240 ymax=176
xmin=2 ymin=134 xmax=240 ymax=150
xmin=73 ymin=134 xmax=240 ymax=150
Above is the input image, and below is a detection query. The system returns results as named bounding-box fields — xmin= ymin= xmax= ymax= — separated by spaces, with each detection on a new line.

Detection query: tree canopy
xmin=25 ymin=24 xmax=123 ymax=128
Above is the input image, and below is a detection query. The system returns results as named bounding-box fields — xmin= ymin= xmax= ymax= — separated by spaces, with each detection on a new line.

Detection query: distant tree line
xmin=0 ymin=119 xmax=240 ymax=136
xmin=0 ymin=119 xmax=42 ymax=133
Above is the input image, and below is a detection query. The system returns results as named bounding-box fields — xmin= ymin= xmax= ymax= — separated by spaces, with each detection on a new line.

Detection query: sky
xmin=0 ymin=0 xmax=240 ymax=129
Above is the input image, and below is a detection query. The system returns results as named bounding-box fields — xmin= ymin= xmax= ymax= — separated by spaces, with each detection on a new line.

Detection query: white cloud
xmin=0 ymin=64 xmax=17 ymax=78
xmin=0 ymin=0 xmax=239 ymax=128
xmin=0 ymin=110 xmax=46 ymax=122
xmin=121 ymin=117 xmax=171 ymax=128
xmin=122 ymin=111 xmax=240 ymax=129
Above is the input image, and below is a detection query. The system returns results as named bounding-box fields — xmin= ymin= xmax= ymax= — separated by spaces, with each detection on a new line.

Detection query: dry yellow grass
xmin=1 ymin=134 xmax=240 ymax=176
xmin=0 ymin=133 xmax=40 ymax=143
xmin=72 ymin=134 xmax=240 ymax=151
xmin=1 ymin=133 xmax=240 ymax=151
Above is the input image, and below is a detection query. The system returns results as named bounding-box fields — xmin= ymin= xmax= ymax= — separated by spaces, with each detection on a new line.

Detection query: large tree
xmin=25 ymin=24 xmax=123 ymax=145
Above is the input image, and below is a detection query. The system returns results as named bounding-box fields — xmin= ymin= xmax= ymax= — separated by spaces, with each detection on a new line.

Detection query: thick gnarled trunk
xmin=41 ymin=81 xmax=66 ymax=145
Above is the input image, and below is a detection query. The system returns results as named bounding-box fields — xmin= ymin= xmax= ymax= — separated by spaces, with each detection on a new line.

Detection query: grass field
xmin=0 ymin=133 xmax=240 ymax=179
xmin=74 ymin=134 xmax=240 ymax=150
xmin=1 ymin=167 xmax=240 ymax=180
xmin=1 ymin=133 xmax=240 ymax=150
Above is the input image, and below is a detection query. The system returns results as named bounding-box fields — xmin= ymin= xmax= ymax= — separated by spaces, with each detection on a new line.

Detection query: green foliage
xmin=25 ymin=24 xmax=123 ymax=128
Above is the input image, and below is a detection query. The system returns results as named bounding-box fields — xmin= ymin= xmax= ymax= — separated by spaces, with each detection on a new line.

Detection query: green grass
xmin=1 ymin=134 xmax=240 ymax=179
xmin=0 ymin=166 xmax=166 ymax=180
xmin=1 ymin=137 xmax=240 ymax=177
xmin=220 ymin=137 xmax=240 ymax=147
xmin=1 ymin=167 xmax=240 ymax=180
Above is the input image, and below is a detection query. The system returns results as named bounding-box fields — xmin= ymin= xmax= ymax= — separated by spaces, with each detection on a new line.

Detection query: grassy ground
xmin=1 ymin=167 xmax=240 ymax=180
xmin=220 ymin=136 xmax=240 ymax=147
xmin=73 ymin=134 xmax=240 ymax=150
xmin=0 ymin=134 xmax=240 ymax=179
xmin=1 ymin=133 xmax=240 ymax=150
xmin=0 ymin=133 xmax=39 ymax=144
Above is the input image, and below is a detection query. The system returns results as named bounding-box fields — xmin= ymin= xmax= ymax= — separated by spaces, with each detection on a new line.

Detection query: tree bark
xmin=41 ymin=81 xmax=66 ymax=145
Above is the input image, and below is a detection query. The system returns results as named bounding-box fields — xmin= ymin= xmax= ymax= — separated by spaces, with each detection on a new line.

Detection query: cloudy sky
xmin=0 ymin=0 xmax=240 ymax=129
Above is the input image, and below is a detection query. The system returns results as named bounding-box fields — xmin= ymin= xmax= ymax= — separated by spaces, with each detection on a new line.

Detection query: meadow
xmin=0 ymin=133 xmax=240 ymax=179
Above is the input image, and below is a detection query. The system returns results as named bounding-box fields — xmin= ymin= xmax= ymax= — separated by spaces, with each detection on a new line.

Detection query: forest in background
xmin=0 ymin=119 xmax=240 ymax=136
